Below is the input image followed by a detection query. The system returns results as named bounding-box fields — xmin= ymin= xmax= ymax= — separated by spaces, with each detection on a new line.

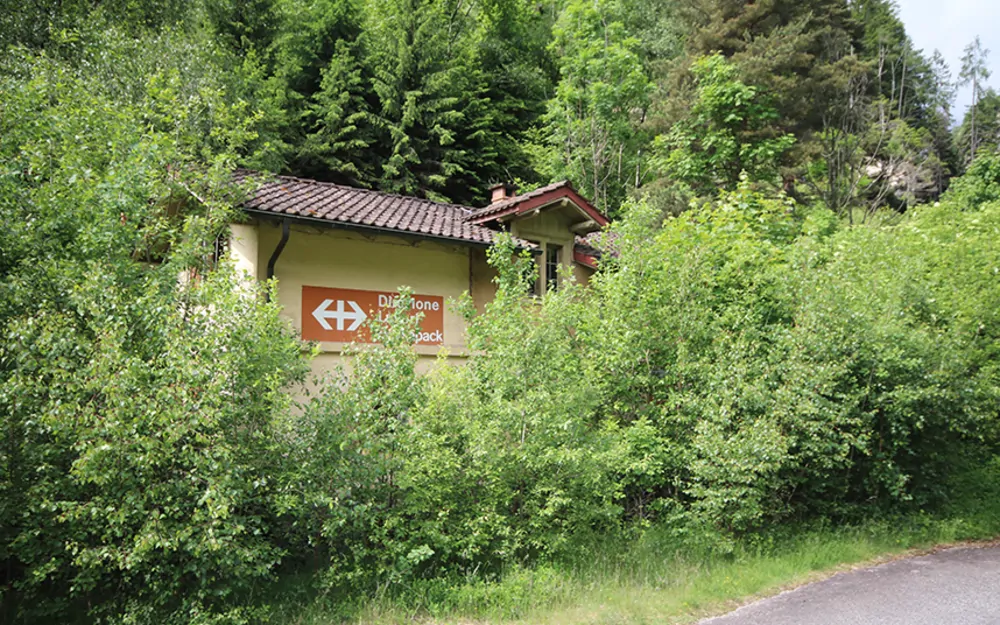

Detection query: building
xmin=228 ymin=172 xmax=609 ymax=376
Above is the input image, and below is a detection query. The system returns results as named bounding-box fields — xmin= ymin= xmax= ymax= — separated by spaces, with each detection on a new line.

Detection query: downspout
xmin=264 ymin=218 xmax=290 ymax=302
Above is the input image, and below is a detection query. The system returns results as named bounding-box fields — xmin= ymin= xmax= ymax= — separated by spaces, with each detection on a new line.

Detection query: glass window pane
xmin=546 ymin=245 xmax=560 ymax=291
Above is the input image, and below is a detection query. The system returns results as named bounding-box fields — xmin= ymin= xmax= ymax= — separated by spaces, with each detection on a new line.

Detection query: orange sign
xmin=301 ymin=285 xmax=445 ymax=345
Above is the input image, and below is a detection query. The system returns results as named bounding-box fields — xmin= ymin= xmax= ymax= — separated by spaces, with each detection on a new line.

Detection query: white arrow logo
xmin=312 ymin=299 xmax=367 ymax=332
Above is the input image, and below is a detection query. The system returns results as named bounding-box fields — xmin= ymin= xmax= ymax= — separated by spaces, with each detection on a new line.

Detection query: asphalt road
xmin=699 ymin=545 xmax=1000 ymax=625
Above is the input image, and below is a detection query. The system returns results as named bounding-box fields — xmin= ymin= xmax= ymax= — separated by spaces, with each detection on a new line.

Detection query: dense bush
xmin=286 ymin=254 xmax=621 ymax=589
xmin=289 ymin=176 xmax=999 ymax=585
xmin=584 ymin=186 xmax=1000 ymax=531
xmin=0 ymin=37 xmax=307 ymax=623
xmin=940 ymin=151 xmax=1000 ymax=210
xmin=3 ymin=23 xmax=999 ymax=624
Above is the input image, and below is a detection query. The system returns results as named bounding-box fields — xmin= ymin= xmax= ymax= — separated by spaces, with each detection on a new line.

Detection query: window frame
xmin=545 ymin=243 xmax=560 ymax=292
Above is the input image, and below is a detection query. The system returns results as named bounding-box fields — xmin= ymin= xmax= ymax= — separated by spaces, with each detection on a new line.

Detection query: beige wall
xmin=469 ymin=247 xmax=498 ymax=313
xmin=510 ymin=203 xmax=584 ymax=294
xmin=250 ymin=221 xmax=496 ymax=371
xmin=229 ymin=224 xmax=259 ymax=282
xmin=231 ymin=213 xmax=595 ymax=385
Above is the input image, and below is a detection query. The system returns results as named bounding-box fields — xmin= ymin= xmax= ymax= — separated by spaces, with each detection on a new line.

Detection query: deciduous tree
xmin=652 ymin=54 xmax=795 ymax=196
xmin=533 ymin=0 xmax=651 ymax=214
xmin=958 ymin=36 xmax=992 ymax=162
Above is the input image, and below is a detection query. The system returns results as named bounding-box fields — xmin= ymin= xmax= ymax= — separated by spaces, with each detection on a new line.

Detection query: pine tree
xmin=956 ymin=89 xmax=1000 ymax=164
xmin=474 ymin=0 xmax=559 ymax=190
xmin=274 ymin=0 xmax=377 ymax=185
xmin=363 ymin=0 xmax=500 ymax=203
xmin=205 ymin=0 xmax=281 ymax=57
xmin=676 ymin=0 xmax=862 ymax=139
xmin=298 ymin=39 xmax=379 ymax=186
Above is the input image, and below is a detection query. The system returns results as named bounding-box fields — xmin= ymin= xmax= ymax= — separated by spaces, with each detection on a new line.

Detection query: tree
xmin=802 ymin=51 xmax=874 ymax=220
xmin=297 ymin=39 xmax=379 ymax=185
xmin=852 ymin=0 xmax=921 ymax=121
xmin=361 ymin=0 xmax=505 ymax=203
xmin=928 ymin=49 xmax=956 ymax=122
xmin=956 ymin=89 xmax=1000 ymax=165
xmin=941 ymin=150 xmax=1000 ymax=210
xmin=652 ymin=54 xmax=795 ymax=196
xmin=673 ymin=0 xmax=861 ymax=140
xmin=0 ymin=33 xmax=307 ymax=622
xmin=0 ymin=0 xmax=192 ymax=50
xmin=205 ymin=0 xmax=281 ymax=57
xmin=473 ymin=0 xmax=559 ymax=191
xmin=533 ymin=0 xmax=651 ymax=214
xmin=958 ymin=36 xmax=992 ymax=162
xmin=846 ymin=1 xmax=958 ymax=198
xmin=272 ymin=0 xmax=377 ymax=185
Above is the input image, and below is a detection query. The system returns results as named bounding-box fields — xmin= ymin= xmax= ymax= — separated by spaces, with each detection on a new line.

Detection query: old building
xmin=229 ymin=172 xmax=608 ymax=376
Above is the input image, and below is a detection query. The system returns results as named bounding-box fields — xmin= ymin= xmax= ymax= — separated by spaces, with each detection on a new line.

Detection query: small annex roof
xmin=465 ymin=180 xmax=610 ymax=229
xmin=573 ymin=231 xmax=616 ymax=270
xmin=237 ymin=171 xmax=534 ymax=249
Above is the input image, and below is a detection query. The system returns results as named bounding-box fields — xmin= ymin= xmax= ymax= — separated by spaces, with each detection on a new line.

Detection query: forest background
xmin=2 ymin=0 xmax=1000 ymax=623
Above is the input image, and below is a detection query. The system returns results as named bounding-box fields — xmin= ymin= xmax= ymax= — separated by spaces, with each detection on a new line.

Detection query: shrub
xmin=940 ymin=151 xmax=1000 ymax=210
xmin=0 ymin=35 xmax=307 ymax=622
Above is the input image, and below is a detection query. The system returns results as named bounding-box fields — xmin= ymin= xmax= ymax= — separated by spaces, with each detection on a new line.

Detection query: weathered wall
xmin=251 ymin=221 xmax=493 ymax=371
xmin=230 ymin=215 xmax=594 ymax=388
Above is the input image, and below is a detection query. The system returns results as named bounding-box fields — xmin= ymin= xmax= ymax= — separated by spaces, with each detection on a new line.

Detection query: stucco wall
xmin=231 ymin=214 xmax=594 ymax=386
xmin=510 ymin=204 xmax=582 ymax=292
xmin=469 ymin=247 xmax=497 ymax=313
xmin=245 ymin=222 xmax=499 ymax=379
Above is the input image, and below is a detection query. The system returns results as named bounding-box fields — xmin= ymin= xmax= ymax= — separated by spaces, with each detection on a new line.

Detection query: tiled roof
xmin=466 ymin=180 xmax=575 ymax=222
xmin=573 ymin=230 xmax=617 ymax=268
xmin=237 ymin=171 xmax=529 ymax=248
xmin=574 ymin=232 xmax=603 ymax=258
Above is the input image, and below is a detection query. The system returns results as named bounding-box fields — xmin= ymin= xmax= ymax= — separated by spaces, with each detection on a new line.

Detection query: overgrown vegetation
xmin=271 ymin=455 xmax=1000 ymax=624
xmin=279 ymin=171 xmax=1000 ymax=593
xmin=1 ymin=0 xmax=988 ymax=214
xmin=3 ymin=1 xmax=1000 ymax=624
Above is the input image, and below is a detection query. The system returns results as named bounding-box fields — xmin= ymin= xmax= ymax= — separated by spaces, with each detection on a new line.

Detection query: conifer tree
xmin=363 ymin=0 xmax=500 ymax=203
xmin=274 ymin=0 xmax=377 ymax=185
xmin=957 ymin=89 xmax=1000 ymax=164
xmin=298 ymin=39 xmax=379 ymax=186
xmin=676 ymin=0 xmax=861 ymax=139
xmin=205 ymin=0 xmax=281 ymax=57
xmin=474 ymin=0 xmax=559 ymax=191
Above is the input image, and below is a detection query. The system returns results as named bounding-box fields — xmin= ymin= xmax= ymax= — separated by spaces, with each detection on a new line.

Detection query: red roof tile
xmin=238 ymin=171 xmax=532 ymax=248
xmin=573 ymin=231 xmax=616 ymax=269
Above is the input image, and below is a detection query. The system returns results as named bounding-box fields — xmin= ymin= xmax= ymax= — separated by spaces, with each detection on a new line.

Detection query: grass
xmin=269 ymin=457 xmax=1000 ymax=625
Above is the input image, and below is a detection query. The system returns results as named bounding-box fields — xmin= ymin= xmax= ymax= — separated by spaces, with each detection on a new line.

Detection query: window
xmin=545 ymin=244 xmax=560 ymax=291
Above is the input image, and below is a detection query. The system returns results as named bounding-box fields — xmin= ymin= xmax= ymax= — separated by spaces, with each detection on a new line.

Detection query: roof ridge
xmin=239 ymin=170 xmax=539 ymax=250
xmin=465 ymin=179 xmax=577 ymax=221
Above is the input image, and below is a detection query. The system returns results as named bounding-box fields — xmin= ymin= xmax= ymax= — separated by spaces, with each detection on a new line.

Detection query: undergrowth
xmin=268 ymin=454 xmax=1000 ymax=624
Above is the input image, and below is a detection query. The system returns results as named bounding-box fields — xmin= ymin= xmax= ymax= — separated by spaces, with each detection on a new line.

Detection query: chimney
xmin=489 ymin=182 xmax=517 ymax=204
